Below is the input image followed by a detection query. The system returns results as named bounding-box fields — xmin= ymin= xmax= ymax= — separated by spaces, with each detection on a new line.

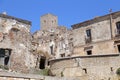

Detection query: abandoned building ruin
xmin=1 ymin=11 xmax=120 ymax=80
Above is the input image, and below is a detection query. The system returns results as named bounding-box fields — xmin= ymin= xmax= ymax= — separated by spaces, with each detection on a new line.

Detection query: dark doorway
xmin=4 ymin=56 xmax=9 ymax=65
xmin=87 ymin=50 xmax=92 ymax=55
xmin=50 ymin=45 xmax=53 ymax=55
xmin=117 ymin=45 xmax=120 ymax=53
xmin=39 ymin=56 xmax=46 ymax=69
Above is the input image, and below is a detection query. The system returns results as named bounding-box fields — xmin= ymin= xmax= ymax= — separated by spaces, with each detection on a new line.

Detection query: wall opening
xmin=39 ymin=56 xmax=46 ymax=69
xmin=83 ymin=68 xmax=87 ymax=74
xmin=85 ymin=29 xmax=92 ymax=43
xmin=117 ymin=45 xmax=120 ymax=53
xmin=11 ymin=28 xmax=20 ymax=35
xmin=86 ymin=29 xmax=91 ymax=38
xmin=0 ymin=49 xmax=12 ymax=67
xmin=87 ymin=50 xmax=92 ymax=55
xmin=4 ymin=56 xmax=9 ymax=65
xmin=111 ymin=67 xmax=113 ymax=72
xmin=47 ymin=61 xmax=50 ymax=66
xmin=60 ymin=53 xmax=65 ymax=57
xmin=50 ymin=45 xmax=53 ymax=55
xmin=116 ymin=22 xmax=120 ymax=34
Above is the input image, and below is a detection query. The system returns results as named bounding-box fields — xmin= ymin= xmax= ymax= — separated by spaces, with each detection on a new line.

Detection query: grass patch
xmin=40 ymin=69 xmax=50 ymax=76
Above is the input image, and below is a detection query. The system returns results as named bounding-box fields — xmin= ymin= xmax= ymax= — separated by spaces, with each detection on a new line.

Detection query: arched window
xmin=11 ymin=28 xmax=20 ymax=32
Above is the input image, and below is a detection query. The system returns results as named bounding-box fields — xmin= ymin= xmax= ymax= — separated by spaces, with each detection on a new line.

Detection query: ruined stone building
xmin=1 ymin=11 xmax=120 ymax=80
xmin=32 ymin=13 xmax=73 ymax=70
xmin=0 ymin=13 xmax=36 ymax=73
xmin=33 ymin=14 xmax=72 ymax=59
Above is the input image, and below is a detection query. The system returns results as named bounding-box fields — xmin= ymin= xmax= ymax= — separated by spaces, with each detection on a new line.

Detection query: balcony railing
xmin=85 ymin=37 xmax=92 ymax=44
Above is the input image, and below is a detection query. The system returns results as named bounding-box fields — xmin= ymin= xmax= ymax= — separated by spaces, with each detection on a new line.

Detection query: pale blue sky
xmin=0 ymin=0 xmax=120 ymax=33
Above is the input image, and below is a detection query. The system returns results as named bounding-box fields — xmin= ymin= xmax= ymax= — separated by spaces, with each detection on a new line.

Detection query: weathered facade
xmin=48 ymin=11 xmax=120 ymax=80
xmin=71 ymin=11 xmax=120 ymax=56
xmin=1 ymin=11 xmax=120 ymax=80
xmin=32 ymin=13 xmax=74 ymax=70
xmin=0 ymin=13 xmax=36 ymax=73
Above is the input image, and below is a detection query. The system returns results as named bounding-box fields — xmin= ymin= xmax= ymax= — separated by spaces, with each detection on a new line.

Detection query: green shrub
xmin=40 ymin=69 xmax=50 ymax=76
xmin=0 ymin=65 xmax=4 ymax=69
xmin=61 ymin=71 xmax=64 ymax=77
xmin=4 ymin=65 xmax=9 ymax=70
xmin=116 ymin=68 xmax=120 ymax=75
xmin=0 ymin=65 xmax=9 ymax=70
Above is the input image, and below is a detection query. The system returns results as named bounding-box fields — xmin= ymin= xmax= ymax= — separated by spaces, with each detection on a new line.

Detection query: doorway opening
xmin=50 ymin=45 xmax=53 ymax=55
xmin=39 ymin=56 xmax=46 ymax=69
xmin=117 ymin=45 xmax=120 ymax=53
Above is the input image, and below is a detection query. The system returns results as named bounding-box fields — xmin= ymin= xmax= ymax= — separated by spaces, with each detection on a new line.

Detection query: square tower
xmin=40 ymin=13 xmax=58 ymax=31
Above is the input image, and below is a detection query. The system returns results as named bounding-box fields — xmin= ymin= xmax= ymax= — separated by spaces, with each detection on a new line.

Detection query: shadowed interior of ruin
xmin=0 ymin=48 xmax=12 ymax=66
xmin=39 ymin=56 xmax=46 ymax=69
xmin=117 ymin=45 xmax=120 ymax=53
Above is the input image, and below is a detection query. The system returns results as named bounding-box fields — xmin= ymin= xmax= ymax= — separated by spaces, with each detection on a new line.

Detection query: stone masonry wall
xmin=40 ymin=13 xmax=58 ymax=31
xmin=72 ymin=20 xmax=111 ymax=47
xmin=73 ymin=40 xmax=116 ymax=56
xmin=50 ymin=55 xmax=120 ymax=80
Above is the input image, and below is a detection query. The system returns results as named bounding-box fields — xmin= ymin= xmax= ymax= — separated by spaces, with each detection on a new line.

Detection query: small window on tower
xmin=52 ymin=20 xmax=54 ymax=23
xmin=44 ymin=20 xmax=46 ymax=23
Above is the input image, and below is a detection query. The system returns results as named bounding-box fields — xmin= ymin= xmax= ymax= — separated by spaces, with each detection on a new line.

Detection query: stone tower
xmin=40 ymin=13 xmax=58 ymax=31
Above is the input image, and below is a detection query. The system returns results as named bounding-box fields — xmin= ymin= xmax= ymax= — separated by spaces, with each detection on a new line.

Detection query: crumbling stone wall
xmin=0 ymin=14 xmax=36 ymax=73
xmin=33 ymin=14 xmax=72 ymax=59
